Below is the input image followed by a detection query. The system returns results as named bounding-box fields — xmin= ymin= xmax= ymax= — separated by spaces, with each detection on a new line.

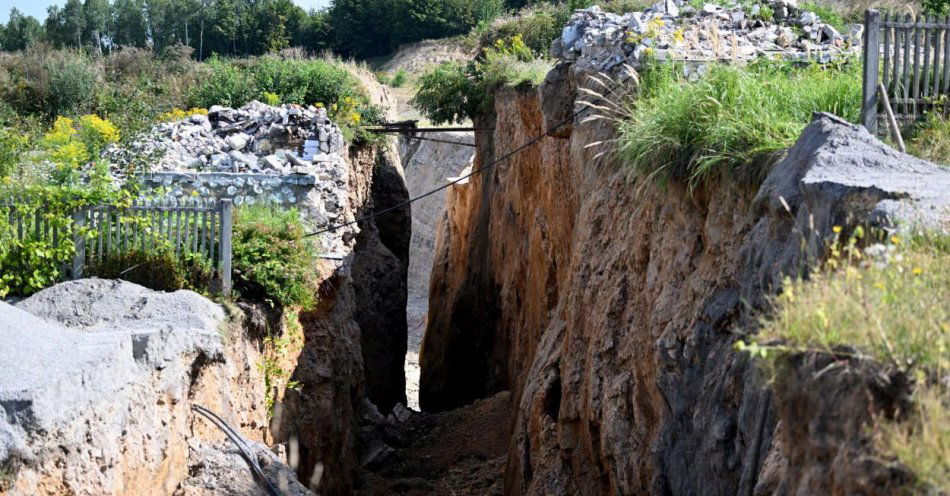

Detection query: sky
xmin=0 ymin=0 xmax=331 ymax=23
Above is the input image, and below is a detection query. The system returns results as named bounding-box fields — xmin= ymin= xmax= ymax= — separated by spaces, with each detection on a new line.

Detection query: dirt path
xmin=358 ymin=392 xmax=511 ymax=495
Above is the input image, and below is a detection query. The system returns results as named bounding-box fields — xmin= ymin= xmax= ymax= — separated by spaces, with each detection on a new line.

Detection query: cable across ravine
xmin=304 ymin=75 xmax=632 ymax=239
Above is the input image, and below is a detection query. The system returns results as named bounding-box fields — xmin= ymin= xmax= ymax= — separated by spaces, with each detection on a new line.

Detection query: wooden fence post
xmin=863 ymin=9 xmax=883 ymax=133
xmin=71 ymin=208 xmax=86 ymax=279
xmin=219 ymin=199 xmax=233 ymax=295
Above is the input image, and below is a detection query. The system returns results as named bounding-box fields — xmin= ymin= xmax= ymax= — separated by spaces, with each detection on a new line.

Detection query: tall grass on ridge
xmin=750 ymin=231 xmax=950 ymax=493
xmin=617 ymin=60 xmax=861 ymax=188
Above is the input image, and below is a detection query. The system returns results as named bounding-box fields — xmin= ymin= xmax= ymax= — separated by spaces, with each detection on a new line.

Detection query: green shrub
xmin=924 ymin=0 xmax=949 ymax=14
xmin=617 ymin=60 xmax=861 ymax=188
xmin=186 ymin=57 xmax=258 ymax=109
xmin=247 ymin=56 xmax=362 ymax=108
xmin=0 ymin=128 xmax=27 ymax=178
xmin=741 ymin=231 xmax=949 ymax=493
xmin=46 ymin=55 xmax=98 ymax=117
xmin=232 ymin=204 xmax=320 ymax=309
xmin=390 ymin=69 xmax=408 ymax=88
xmin=482 ymin=3 xmax=568 ymax=55
xmin=0 ymin=182 xmax=133 ymax=297
xmin=187 ymin=56 xmax=382 ymax=142
xmin=413 ymin=36 xmax=553 ymax=124
xmin=906 ymin=114 xmax=950 ymax=166
xmin=413 ymin=62 xmax=483 ymax=125
xmin=86 ymin=247 xmax=214 ymax=293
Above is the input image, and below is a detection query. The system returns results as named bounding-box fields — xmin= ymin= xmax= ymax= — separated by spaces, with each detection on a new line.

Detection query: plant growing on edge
xmin=736 ymin=229 xmax=949 ymax=494
xmin=617 ymin=59 xmax=861 ymax=188
xmin=232 ymin=204 xmax=320 ymax=310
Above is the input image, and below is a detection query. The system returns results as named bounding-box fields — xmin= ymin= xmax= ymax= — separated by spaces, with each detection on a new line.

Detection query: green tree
xmin=62 ymin=0 xmax=87 ymax=47
xmin=84 ymin=0 xmax=111 ymax=54
xmin=329 ymin=0 xmax=397 ymax=58
xmin=111 ymin=0 xmax=149 ymax=47
xmin=299 ymin=9 xmax=334 ymax=53
xmin=211 ymin=0 xmax=241 ymax=54
xmin=2 ymin=8 xmax=43 ymax=51
xmin=44 ymin=6 xmax=68 ymax=47
xmin=923 ymin=0 xmax=949 ymax=14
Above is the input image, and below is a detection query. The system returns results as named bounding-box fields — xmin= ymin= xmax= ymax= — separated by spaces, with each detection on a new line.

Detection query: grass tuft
xmin=876 ymin=386 xmax=950 ymax=493
xmin=759 ymin=232 xmax=949 ymax=374
xmin=747 ymin=231 xmax=949 ymax=493
xmin=617 ymin=60 xmax=861 ymax=188
xmin=906 ymin=114 xmax=950 ymax=166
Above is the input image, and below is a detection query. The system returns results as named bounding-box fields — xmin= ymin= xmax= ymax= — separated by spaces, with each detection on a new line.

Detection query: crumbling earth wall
xmin=0 ymin=279 xmax=292 ymax=496
xmin=420 ymin=56 xmax=949 ymax=496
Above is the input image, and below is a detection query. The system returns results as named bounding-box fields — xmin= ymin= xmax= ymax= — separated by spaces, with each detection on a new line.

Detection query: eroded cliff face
xmin=1 ymin=280 xmax=275 ymax=496
xmin=421 ymin=61 xmax=950 ymax=495
xmin=271 ymin=141 xmax=411 ymax=495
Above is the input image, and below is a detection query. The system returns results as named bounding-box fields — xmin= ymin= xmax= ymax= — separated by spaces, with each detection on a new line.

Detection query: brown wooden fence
xmin=3 ymin=198 xmax=232 ymax=294
xmin=862 ymin=10 xmax=950 ymax=134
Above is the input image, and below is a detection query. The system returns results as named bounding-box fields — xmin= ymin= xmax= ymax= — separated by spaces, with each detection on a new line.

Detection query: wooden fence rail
xmin=2 ymin=198 xmax=232 ymax=294
xmin=862 ymin=10 xmax=950 ymax=134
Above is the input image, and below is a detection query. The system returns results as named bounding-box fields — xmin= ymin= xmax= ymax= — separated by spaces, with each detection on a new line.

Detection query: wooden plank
xmin=166 ymin=199 xmax=174 ymax=250
xmin=200 ymin=206 xmax=207 ymax=259
xmin=944 ymin=19 xmax=950 ymax=114
xmin=132 ymin=200 xmax=138 ymax=251
xmin=175 ymin=202 xmax=183 ymax=255
xmin=192 ymin=199 xmax=200 ymax=254
xmin=105 ymin=207 xmax=113 ymax=260
xmin=862 ymin=10 xmax=883 ymax=133
xmin=883 ymin=13 xmax=891 ymax=96
xmin=72 ymin=208 xmax=86 ymax=279
xmin=923 ymin=16 xmax=932 ymax=116
xmin=879 ymin=82 xmax=907 ymax=152
xmin=182 ymin=200 xmax=191 ymax=256
xmin=209 ymin=206 xmax=217 ymax=264
xmin=893 ymin=21 xmax=903 ymax=102
xmin=97 ymin=207 xmax=104 ymax=261
xmin=152 ymin=202 xmax=160 ymax=252
xmin=912 ymin=17 xmax=922 ymax=118
xmin=219 ymin=200 xmax=232 ymax=295
xmin=883 ymin=21 xmax=950 ymax=29
xmin=903 ymin=15 xmax=914 ymax=117
xmin=934 ymin=21 xmax=944 ymax=110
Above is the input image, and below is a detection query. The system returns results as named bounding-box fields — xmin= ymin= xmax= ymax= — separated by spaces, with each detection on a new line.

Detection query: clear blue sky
xmin=0 ymin=0 xmax=331 ymax=23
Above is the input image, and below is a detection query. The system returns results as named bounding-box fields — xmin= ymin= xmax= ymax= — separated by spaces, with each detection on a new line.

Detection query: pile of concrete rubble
xmin=105 ymin=101 xmax=346 ymax=175
xmin=553 ymin=0 xmax=863 ymax=72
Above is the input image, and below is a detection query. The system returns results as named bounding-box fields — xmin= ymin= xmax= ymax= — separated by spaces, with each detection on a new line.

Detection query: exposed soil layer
xmin=358 ymin=392 xmax=511 ymax=496
xmin=420 ymin=60 xmax=949 ymax=496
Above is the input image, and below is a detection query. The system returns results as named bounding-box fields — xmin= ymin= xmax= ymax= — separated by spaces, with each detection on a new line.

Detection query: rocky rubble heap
xmin=553 ymin=0 xmax=862 ymax=72
xmin=105 ymin=101 xmax=346 ymax=175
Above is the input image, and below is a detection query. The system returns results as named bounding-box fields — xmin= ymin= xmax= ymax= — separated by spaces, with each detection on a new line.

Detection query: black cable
xmin=304 ymin=77 xmax=631 ymax=239
xmin=192 ymin=404 xmax=282 ymax=496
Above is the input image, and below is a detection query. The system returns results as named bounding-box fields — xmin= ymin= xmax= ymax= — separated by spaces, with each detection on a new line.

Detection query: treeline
xmin=0 ymin=0 xmax=544 ymax=60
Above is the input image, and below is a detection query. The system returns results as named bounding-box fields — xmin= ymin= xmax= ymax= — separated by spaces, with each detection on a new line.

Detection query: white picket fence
xmin=3 ymin=198 xmax=233 ymax=294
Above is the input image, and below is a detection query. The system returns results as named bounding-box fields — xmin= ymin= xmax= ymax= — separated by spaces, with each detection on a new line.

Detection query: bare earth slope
xmin=420 ymin=58 xmax=950 ymax=496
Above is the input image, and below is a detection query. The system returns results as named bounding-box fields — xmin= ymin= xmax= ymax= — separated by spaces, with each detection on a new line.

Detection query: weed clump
xmin=743 ymin=229 xmax=949 ymax=493
xmin=87 ymin=247 xmax=214 ymax=293
xmin=906 ymin=115 xmax=950 ymax=166
xmin=413 ymin=35 xmax=553 ymax=124
xmin=232 ymin=204 xmax=320 ymax=310
xmin=617 ymin=60 xmax=861 ymax=188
